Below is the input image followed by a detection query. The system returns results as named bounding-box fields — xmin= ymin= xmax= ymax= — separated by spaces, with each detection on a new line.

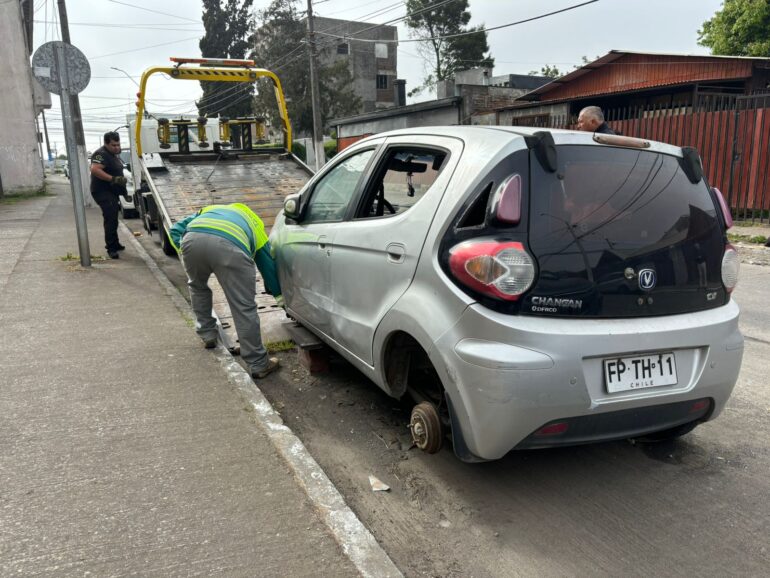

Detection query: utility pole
xmin=34 ymin=115 xmax=45 ymax=173
xmin=306 ymin=0 xmax=325 ymax=172
xmin=57 ymin=0 xmax=92 ymax=208
xmin=41 ymin=110 xmax=53 ymax=163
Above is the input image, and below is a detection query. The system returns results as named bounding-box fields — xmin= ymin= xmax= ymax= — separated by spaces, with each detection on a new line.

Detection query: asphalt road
xmin=131 ymin=215 xmax=769 ymax=577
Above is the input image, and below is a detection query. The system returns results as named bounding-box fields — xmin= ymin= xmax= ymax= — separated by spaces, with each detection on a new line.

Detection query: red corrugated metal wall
xmin=513 ymin=96 xmax=770 ymax=220
xmin=610 ymin=106 xmax=770 ymax=216
xmin=538 ymin=54 xmax=754 ymax=101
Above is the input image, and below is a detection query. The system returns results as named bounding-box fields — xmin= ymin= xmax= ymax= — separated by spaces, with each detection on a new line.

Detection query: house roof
xmin=519 ymin=50 xmax=770 ymax=103
xmin=329 ymin=97 xmax=461 ymax=127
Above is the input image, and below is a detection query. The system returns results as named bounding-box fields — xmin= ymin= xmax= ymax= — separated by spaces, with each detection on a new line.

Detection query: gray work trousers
xmin=180 ymin=231 xmax=269 ymax=374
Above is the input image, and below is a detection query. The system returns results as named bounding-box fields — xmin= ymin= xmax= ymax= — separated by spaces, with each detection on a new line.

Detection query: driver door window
xmin=304 ymin=149 xmax=375 ymax=223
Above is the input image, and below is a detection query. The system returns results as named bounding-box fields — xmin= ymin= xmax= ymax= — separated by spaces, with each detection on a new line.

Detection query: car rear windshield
xmin=525 ymin=145 xmax=725 ymax=318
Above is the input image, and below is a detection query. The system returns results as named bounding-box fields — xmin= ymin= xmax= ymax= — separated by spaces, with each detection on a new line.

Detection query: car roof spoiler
xmin=524 ymin=131 xmax=557 ymax=173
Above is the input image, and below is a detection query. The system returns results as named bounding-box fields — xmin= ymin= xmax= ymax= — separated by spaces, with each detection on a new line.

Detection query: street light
xmin=110 ymin=66 xmax=140 ymax=88
xmin=111 ymin=67 xmax=160 ymax=123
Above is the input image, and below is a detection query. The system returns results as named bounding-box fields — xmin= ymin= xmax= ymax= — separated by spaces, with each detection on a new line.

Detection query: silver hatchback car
xmin=271 ymin=127 xmax=743 ymax=462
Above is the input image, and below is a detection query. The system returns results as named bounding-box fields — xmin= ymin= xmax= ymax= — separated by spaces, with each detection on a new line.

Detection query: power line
xmin=33 ymin=19 xmax=203 ymax=30
xmin=90 ymin=35 xmax=200 ymax=60
xmin=264 ymin=0 xmax=458 ymax=76
xmin=258 ymin=0 xmax=404 ymax=70
xmin=319 ymin=0 xmax=394 ymax=18
xmin=105 ymin=0 xmax=200 ymax=24
xmin=318 ymin=0 xmax=405 ymax=25
xmin=79 ymin=95 xmax=191 ymax=101
xmin=316 ymin=0 xmax=601 ymax=43
xmin=328 ymin=0 xmax=458 ymax=42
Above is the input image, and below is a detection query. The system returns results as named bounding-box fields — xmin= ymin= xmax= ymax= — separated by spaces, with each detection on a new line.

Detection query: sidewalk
xmin=0 ymin=177 xmax=398 ymax=577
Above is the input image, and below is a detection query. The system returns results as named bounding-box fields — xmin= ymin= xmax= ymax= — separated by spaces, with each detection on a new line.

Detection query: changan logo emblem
xmin=639 ymin=268 xmax=656 ymax=291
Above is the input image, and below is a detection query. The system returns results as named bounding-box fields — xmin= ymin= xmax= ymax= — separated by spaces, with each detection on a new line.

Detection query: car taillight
xmin=721 ymin=244 xmax=740 ymax=293
xmin=448 ymin=240 xmax=535 ymax=301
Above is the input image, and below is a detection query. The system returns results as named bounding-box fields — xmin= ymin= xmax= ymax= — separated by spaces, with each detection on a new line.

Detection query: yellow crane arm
xmin=134 ymin=64 xmax=292 ymax=156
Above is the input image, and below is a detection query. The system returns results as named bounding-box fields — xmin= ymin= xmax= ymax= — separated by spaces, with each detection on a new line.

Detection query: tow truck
xmin=128 ymin=57 xmax=312 ymax=256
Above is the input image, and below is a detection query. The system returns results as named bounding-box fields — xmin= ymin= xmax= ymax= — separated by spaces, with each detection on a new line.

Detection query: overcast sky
xmin=32 ymin=0 xmax=724 ymax=154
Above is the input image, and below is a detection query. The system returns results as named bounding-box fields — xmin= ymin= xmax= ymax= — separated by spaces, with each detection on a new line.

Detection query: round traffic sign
xmin=32 ymin=41 xmax=91 ymax=95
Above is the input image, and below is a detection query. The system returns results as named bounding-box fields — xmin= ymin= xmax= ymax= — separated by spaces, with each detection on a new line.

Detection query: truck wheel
xmin=410 ymin=401 xmax=443 ymax=454
xmin=160 ymin=224 xmax=176 ymax=257
xmin=144 ymin=195 xmax=159 ymax=231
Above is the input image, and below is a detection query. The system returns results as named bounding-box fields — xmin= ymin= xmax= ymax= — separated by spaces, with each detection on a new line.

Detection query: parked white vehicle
xmin=118 ymin=167 xmax=138 ymax=219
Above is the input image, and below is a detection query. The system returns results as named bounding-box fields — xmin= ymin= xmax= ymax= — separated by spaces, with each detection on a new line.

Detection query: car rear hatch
xmin=523 ymin=139 xmax=728 ymax=318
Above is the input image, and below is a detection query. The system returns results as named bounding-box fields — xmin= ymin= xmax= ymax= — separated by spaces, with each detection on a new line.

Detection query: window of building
xmin=375 ymin=43 xmax=388 ymax=59
xmin=337 ymin=43 xmax=349 ymax=55
xmin=376 ymin=75 xmax=388 ymax=90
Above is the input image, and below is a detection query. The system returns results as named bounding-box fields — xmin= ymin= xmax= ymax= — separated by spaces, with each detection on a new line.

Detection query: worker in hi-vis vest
xmin=169 ymin=203 xmax=281 ymax=380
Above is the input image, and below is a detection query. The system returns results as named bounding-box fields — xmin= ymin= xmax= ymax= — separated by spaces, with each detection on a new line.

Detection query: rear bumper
xmin=431 ymin=301 xmax=744 ymax=461
xmin=515 ymin=397 xmax=711 ymax=449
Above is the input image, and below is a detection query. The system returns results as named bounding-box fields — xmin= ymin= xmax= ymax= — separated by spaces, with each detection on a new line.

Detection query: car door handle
xmin=386 ymin=243 xmax=405 ymax=264
xmin=318 ymin=235 xmax=331 ymax=256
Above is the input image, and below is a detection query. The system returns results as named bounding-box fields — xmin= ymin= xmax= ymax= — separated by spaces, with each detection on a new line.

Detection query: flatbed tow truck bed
xmin=140 ymin=150 xmax=312 ymax=352
xmin=130 ymin=58 xmax=313 ymax=352
xmin=144 ymin=151 xmax=311 ymax=231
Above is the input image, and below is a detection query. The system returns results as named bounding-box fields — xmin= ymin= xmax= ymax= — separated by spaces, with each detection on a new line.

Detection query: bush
xmin=291 ymin=141 xmax=307 ymax=162
xmin=324 ymin=139 xmax=337 ymax=160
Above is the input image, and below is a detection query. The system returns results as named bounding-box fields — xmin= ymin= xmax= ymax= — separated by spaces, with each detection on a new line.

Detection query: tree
xmin=529 ymin=64 xmax=562 ymax=78
xmin=698 ymin=0 xmax=770 ymax=57
xmin=198 ymin=0 xmax=255 ymax=118
xmin=252 ymin=0 xmax=360 ymax=136
xmin=573 ymin=54 xmax=600 ymax=70
xmin=405 ymin=0 xmax=494 ymax=96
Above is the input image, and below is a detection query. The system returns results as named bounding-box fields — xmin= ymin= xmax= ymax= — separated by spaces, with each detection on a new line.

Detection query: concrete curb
xmin=121 ymin=222 xmax=403 ymax=578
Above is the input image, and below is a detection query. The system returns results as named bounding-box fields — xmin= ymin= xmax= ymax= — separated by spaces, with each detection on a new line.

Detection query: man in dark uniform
xmin=577 ymin=106 xmax=616 ymax=135
xmin=90 ymin=131 xmax=129 ymax=259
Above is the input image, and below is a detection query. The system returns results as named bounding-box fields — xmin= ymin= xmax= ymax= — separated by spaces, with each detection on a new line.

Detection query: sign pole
xmin=57 ymin=0 xmax=92 ymax=209
xmin=54 ymin=42 xmax=91 ymax=267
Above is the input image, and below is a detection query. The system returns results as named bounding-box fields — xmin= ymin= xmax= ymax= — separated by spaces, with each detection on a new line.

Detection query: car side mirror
xmin=283 ymin=193 xmax=301 ymax=221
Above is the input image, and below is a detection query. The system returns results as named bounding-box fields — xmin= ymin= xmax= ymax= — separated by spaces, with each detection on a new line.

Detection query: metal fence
xmin=512 ymin=94 xmax=770 ymax=223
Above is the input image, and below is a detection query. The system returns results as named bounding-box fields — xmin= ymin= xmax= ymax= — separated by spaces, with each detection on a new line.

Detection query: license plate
xmin=603 ymin=352 xmax=677 ymax=393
